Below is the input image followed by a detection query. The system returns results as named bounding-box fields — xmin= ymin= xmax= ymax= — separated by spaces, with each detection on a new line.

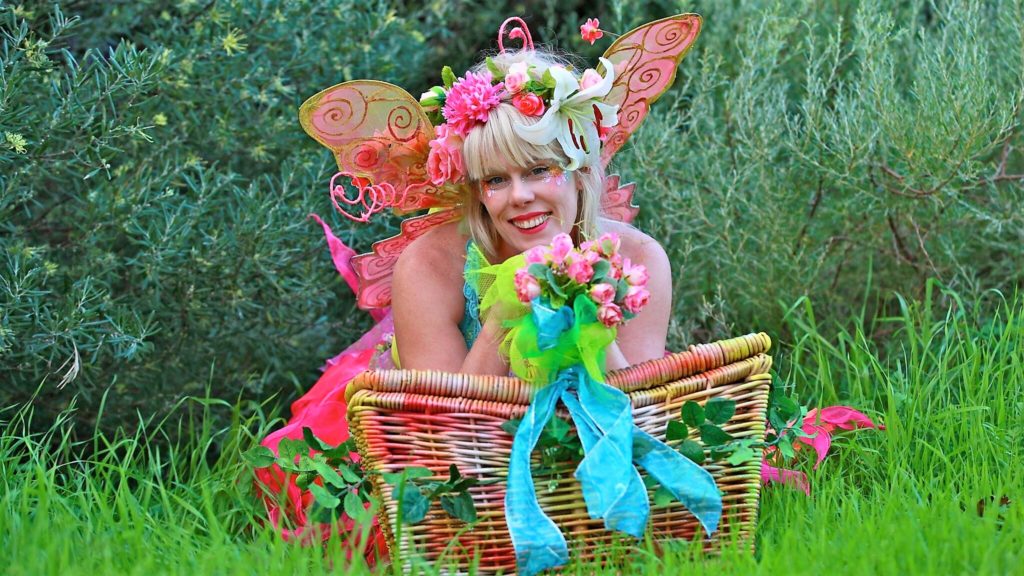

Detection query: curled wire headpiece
xmin=498 ymin=17 xmax=534 ymax=52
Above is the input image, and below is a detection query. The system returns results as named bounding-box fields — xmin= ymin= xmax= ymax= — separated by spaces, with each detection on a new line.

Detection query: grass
xmin=2 ymin=284 xmax=1021 ymax=575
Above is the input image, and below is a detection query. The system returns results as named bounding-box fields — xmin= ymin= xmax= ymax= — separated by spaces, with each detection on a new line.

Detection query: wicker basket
xmin=345 ymin=333 xmax=772 ymax=572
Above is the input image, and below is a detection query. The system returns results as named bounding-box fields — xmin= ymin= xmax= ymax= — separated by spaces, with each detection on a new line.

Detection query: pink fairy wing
xmin=350 ymin=208 xmax=463 ymax=309
xmin=600 ymin=174 xmax=639 ymax=224
xmin=599 ymin=14 xmax=702 ymax=167
xmin=298 ymin=80 xmax=464 ymax=213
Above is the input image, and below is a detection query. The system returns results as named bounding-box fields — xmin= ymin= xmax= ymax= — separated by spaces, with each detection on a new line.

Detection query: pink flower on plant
xmin=442 ymin=71 xmax=504 ymax=137
xmin=623 ymin=285 xmax=650 ymax=314
xmin=550 ymin=233 xmax=574 ymax=265
xmin=580 ymin=68 xmax=602 ymax=91
xmin=580 ymin=18 xmax=603 ymax=45
xmin=597 ymin=302 xmax=623 ymax=327
xmin=589 ymin=283 xmax=616 ymax=305
xmin=624 ymin=262 xmax=649 ymax=287
xmin=504 ymin=62 xmax=529 ymax=93
xmin=512 ymin=92 xmax=545 ymax=117
xmin=426 ymin=124 xmax=465 ymax=186
xmin=567 ymin=258 xmax=594 ymax=284
xmin=514 ymin=269 xmax=542 ymax=303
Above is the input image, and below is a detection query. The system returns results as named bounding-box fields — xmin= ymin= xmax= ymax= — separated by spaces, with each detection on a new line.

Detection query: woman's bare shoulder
xmin=392 ymin=221 xmax=469 ymax=319
xmin=598 ymin=219 xmax=668 ymax=265
xmin=394 ymin=221 xmax=467 ymax=277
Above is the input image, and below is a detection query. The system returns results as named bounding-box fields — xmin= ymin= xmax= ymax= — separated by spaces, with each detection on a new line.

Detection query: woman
xmin=391 ymin=51 xmax=672 ymax=376
xmin=258 ymin=14 xmax=704 ymax=553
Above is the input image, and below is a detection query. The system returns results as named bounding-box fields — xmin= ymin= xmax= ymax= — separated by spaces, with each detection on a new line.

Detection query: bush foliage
xmin=2 ymin=0 xmax=1022 ymax=432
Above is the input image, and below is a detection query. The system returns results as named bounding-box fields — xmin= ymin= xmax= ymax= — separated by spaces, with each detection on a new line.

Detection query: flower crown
xmin=418 ymin=17 xmax=620 ymax=188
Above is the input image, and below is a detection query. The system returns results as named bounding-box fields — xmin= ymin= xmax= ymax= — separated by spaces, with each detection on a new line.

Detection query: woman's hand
xmin=460 ymin=314 xmax=511 ymax=376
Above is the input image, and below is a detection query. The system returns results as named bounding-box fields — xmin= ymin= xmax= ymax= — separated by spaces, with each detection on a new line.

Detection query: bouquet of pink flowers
xmin=513 ymin=232 xmax=650 ymax=327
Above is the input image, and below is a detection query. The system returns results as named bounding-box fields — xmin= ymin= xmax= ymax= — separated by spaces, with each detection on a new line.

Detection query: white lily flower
xmin=514 ymin=57 xmax=620 ymax=170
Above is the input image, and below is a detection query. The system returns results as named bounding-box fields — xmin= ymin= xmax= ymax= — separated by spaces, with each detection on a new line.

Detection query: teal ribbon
xmin=504 ymin=304 xmax=723 ymax=576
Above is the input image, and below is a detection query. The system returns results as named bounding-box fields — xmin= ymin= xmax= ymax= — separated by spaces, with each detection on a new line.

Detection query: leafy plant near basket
xmin=652 ymin=387 xmax=811 ymax=505
xmin=245 ymin=428 xmax=486 ymax=526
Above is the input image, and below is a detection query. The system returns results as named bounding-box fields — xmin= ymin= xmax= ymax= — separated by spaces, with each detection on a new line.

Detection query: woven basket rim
xmin=345 ymin=332 xmax=771 ymax=406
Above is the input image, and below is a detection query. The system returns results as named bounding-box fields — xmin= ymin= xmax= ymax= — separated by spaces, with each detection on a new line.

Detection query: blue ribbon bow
xmin=504 ymin=305 xmax=723 ymax=576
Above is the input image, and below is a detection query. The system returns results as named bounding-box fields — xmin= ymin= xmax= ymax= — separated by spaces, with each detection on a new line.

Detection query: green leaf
xmin=295 ymin=472 xmax=314 ymax=490
xmin=440 ymin=491 xmax=477 ymax=523
xmin=678 ymin=440 xmax=705 ymax=464
xmin=311 ymin=458 xmax=346 ymax=488
xmin=541 ymin=69 xmax=556 ymax=89
xmin=726 ymin=444 xmax=757 ymax=466
xmin=527 ymin=263 xmax=548 ymax=278
xmin=500 ymin=419 xmax=521 ymax=437
xmin=276 ymin=437 xmax=307 ymax=462
xmin=666 ymin=420 xmax=689 ymax=441
xmin=397 ymin=484 xmax=430 ymax=524
xmin=614 ymin=278 xmax=629 ymax=300
xmin=343 ymin=490 xmax=365 ymax=520
xmin=334 ymin=462 xmax=362 ymax=484
xmin=242 ymin=445 xmax=275 ymax=468
xmin=591 ymin=259 xmax=610 ymax=282
xmin=704 ymin=398 xmax=736 ymax=425
xmin=448 ymin=463 xmax=461 ymax=483
xmin=779 ymin=439 xmax=796 ymax=460
xmin=653 ymin=486 xmax=675 ymax=508
xmin=774 ymin=394 xmax=800 ymax=422
xmin=547 ymin=417 xmax=570 ymax=442
xmin=485 ymin=57 xmax=503 ymax=80
xmin=681 ymin=401 xmax=705 ymax=427
xmin=302 ymin=427 xmax=329 ymax=451
xmin=699 ymin=423 xmax=733 ymax=445
xmin=309 ymin=482 xmax=341 ymax=509
xmin=441 ymin=66 xmax=456 ymax=89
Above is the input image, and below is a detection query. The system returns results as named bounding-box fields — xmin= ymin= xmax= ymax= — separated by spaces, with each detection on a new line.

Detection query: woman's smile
xmin=479 ymin=163 xmax=578 ymax=259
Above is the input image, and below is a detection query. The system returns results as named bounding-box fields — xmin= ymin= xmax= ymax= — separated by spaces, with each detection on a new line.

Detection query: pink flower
xmin=580 ymin=68 xmax=602 ymax=91
xmin=608 ymin=253 xmax=624 ymax=280
xmin=550 ymin=233 xmax=574 ymax=265
xmin=567 ymin=258 xmax=594 ymax=284
xmin=597 ymin=302 xmax=623 ymax=327
xmin=504 ymin=62 xmax=529 ymax=94
xmin=426 ymin=124 xmax=465 ymax=185
xmin=512 ymin=92 xmax=545 ymax=117
xmin=442 ymin=71 xmax=504 ymax=137
xmin=524 ymin=245 xmax=550 ymax=265
xmin=623 ymin=285 xmax=650 ymax=314
xmin=580 ymin=18 xmax=603 ymax=45
xmin=589 ymin=283 xmax=615 ymax=305
xmin=624 ymin=262 xmax=649 ymax=287
xmin=514 ymin=269 xmax=542 ymax=303
xmin=597 ymin=232 xmax=621 ymax=256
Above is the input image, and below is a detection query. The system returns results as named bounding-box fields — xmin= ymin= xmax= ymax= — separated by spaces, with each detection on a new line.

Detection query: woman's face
xmin=478 ymin=160 xmax=578 ymax=261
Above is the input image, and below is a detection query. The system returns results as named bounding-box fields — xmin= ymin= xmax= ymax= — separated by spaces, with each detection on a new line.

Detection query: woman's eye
xmin=530 ymin=166 xmax=551 ymax=177
xmin=484 ymin=176 xmax=507 ymax=188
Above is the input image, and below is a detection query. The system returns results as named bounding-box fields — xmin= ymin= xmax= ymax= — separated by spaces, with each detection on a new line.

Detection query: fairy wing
xmin=350 ymin=208 xmax=462 ymax=310
xmin=599 ymin=14 xmax=702 ymax=167
xmin=298 ymin=80 xmax=464 ymax=213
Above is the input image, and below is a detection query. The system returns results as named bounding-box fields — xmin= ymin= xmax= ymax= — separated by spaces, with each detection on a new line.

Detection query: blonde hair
xmin=458 ymin=50 xmax=605 ymax=261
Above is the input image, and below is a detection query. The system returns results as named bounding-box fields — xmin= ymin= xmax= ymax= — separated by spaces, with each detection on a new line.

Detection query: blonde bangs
xmin=462 ymin=104 xmax=566 ymax=181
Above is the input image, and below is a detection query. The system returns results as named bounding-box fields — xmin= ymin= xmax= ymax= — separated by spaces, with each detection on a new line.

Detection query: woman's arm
xmin=391 ymin=237 xmax=509 ymax=375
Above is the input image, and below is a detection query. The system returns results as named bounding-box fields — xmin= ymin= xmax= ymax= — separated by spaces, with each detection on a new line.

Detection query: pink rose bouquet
xmin=514 ymin=232 xmax=649 ymax=328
